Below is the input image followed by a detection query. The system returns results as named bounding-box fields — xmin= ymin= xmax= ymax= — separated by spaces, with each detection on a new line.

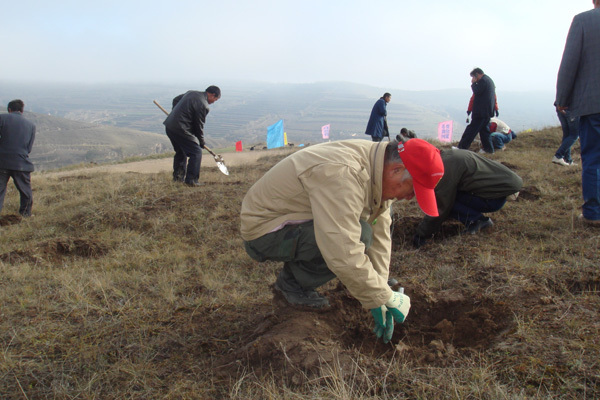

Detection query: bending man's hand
xmin=370 ymin=291 xmax=411 ymax=343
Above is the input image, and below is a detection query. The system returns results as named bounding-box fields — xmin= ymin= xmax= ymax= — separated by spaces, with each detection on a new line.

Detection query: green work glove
xmin=370 ymin=305 xmax=394 ymax=343
xmin=385 ymin=291 xmax=411 ymax=323
xmin=370 ymin=290 xmax=411 ymax=343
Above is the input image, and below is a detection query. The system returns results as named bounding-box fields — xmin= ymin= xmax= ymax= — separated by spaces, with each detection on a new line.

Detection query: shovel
xmin=153 ymin=100 xmax=229 ymax=176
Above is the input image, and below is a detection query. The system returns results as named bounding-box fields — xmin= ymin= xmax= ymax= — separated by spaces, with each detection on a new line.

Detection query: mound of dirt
xmin=214 ymin=283 xmax=512 ymax=384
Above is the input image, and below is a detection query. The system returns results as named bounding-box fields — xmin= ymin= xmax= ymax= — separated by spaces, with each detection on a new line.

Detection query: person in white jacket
xmin=241 ymin=138 xmax=444 ymax=343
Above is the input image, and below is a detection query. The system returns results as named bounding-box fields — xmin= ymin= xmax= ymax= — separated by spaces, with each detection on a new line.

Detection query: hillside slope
xmin=9 ymin=111 xmax=172 ymax=170
xmin=0 ymin=128 xmax=598 ymax=399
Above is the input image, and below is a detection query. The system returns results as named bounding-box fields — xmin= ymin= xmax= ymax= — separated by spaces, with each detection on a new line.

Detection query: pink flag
xmin=321 ymin=124 xmax=330 ymax=139
xmin=437 ymin=120 xmax=453 ymax=143
xmin=235 ymin=140 xmax=243 ymax=152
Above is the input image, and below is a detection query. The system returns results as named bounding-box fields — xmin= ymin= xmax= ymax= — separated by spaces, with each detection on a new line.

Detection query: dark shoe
xmin=274 ymin=271 xmax=329 ymax=308
xmin=464 ymin=217 xmax=494 ymax=235
xmin=184 ymin=181 xmax=204 ymax=187
xmin=173 ymin=169 xmax=185 ymax=182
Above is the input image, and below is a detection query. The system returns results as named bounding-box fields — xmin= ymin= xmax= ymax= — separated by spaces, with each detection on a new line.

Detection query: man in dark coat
xmin=458 ymin=68 xmax=496 ymax=153
xmin=412 ymin=148 xmax=522 ymax=248
xmin=163 ymin=85 xmax=221 ymax=186
xmin=0 ymin=99 xmax=36 ymax=217
xmin=365 ymin=93 xmax=391 ymax=142
xmin=555 ymin=0 xmax=600 ymax=225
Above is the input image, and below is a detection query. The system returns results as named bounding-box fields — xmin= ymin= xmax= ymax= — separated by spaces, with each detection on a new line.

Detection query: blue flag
xmin=267 ymin=120 xmax=285 ymax=149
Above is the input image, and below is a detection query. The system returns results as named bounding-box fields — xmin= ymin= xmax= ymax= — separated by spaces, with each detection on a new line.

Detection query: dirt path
xmin=41 ymin=148 xmax=297 ymax=178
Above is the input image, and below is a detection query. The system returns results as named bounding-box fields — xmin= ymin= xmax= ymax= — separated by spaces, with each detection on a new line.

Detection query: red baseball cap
xmin=397 ymin=139 xmax=444 ymax=217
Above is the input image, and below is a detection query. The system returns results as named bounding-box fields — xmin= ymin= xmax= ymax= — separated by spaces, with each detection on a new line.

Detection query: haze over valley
xmin=1 ymin=80 xmax=558 ymax=169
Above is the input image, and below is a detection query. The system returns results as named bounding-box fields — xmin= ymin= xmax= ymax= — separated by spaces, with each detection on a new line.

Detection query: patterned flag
xmin=321 ymin=124 xmax=330 ymax=139
xmin=437 ymin=120 xmax=453 ymax=143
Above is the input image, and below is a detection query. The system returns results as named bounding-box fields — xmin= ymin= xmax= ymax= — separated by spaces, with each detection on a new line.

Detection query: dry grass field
xmin=1 ymin=129 xmax=599 ymax=399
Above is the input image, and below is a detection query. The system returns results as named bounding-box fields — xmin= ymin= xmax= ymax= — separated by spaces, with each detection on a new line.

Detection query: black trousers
xmin=0 ymin=169 xmax=33 ymax=216
xmin=165 ymin=130 xmax=203 ymax=184
xmin=458 ymin=117 xmax=493 ymax=152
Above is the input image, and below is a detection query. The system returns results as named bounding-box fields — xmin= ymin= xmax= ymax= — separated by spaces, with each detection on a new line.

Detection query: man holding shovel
xmin=163 ymin=86 xmax=221 ymax=186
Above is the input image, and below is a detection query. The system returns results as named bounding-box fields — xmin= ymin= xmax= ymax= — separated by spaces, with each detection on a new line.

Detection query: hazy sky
xmin=2 ymin=0 xmax=593 ymax=92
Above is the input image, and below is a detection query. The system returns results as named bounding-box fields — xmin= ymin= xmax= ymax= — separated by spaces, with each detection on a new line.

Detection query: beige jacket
xmin=241 ymin=140 xmax=395 ymax=309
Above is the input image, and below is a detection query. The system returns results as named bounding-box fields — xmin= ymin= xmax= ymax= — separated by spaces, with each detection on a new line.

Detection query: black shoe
xmin=274 ymin=271 xmax=329 ymax=308
xmin=464 ymin=217 xmax=494 ymax=235
xmin=173 ymin=168 xmax=186 ymax=182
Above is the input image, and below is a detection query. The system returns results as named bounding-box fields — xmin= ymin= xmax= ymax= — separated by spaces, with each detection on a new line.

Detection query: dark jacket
xmin=471 ymin=74 xmax=496 ymax=119
xmin=365 ymin=98 xmax=388 ymax=139
xmin=556 ymin=8 xmax=600 ymax=117
xmin=415 ymin=149 xmax=522 ymax=237
xmin=0 ymin=112 xmax=36 ymax=172
xmin=163 ymin=90 xmax=210 ymax=145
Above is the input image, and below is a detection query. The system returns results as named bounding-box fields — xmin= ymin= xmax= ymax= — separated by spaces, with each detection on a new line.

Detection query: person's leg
xmin=244 ymin=220 xmax=374 ymax=305
xmin=478 ymin=117 xmax=494 ymax=153
xmin=372 ymin=136 xmax=382 ymax=142
xmin=184 ymin=143 xmax=202 ymax=184
xmin=0 ymin=169 xmax=10 ymax=214
xmin=11 ymin=171 xmax=33 ymax=216
xmin=450 ymin=191 xmax=507 ymax=226
xmin=166 ymin=131 xmax=187 ymax=182
xmin=169 ymin=137 xmax=202 ymax=185
xmin=579 ymin=114 xmax=600 ymax=221
xmin=555 ymin=111 xmax=580 ymax=163
xmin=458 ymin=118 xmax=487 ymax=150
xmin=490 ymin=133 xmax=504 ymax=150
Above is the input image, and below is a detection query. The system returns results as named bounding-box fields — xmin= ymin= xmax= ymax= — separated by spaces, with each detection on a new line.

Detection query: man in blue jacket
xmin=365 ymin=93 xmax=391 ymax=142
xmin=458 ymin=68 xmax=496 ymax=153
xmin=555 ymin=0 xmax=600 ymax=226
xmin=0 ymin=100 xmax=36 ymax=217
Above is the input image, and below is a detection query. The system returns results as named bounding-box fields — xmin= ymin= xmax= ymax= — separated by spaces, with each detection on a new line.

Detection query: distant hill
xmin=1 ymin=111 xmax=172 ymax=171
xmin=1 ymin=80 xmax=558 ymax=152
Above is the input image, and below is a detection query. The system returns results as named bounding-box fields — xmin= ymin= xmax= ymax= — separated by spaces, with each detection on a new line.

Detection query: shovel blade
xmin=215 ymin=160 xmax=229 ymax=175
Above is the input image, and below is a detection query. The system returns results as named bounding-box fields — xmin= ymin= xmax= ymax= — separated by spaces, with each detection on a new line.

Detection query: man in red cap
xmin=241 ymin=138 xmax=443 ymax=343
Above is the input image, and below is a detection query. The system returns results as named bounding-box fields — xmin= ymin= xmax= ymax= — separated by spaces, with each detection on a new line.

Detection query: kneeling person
xmin=413 ymin=148 xmax=522 ymax=248
xmin=240 ymin=139 xmax=444 ymax=343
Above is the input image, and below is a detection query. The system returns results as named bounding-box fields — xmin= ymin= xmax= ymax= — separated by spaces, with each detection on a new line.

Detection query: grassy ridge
xmin=0 ymin=129 xmax=599 ymax=399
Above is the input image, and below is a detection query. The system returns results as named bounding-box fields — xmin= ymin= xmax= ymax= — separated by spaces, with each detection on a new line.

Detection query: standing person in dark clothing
xmin=365 ymin=93 xmax=391 ymax=142
xmin=412 ymin=148 xmax=522 ymax=248
xmin=0 ymin=99 xmax=36 ymax=217
xmin=552 ymin=106 xmax=579 ymax=166
xmin=163 ymin=86 xmax=221 ymax=186
xmin=458 ymin=68 xmax=497 ymax=153
xmin=555 ymin=0 xmax=600 ymax=225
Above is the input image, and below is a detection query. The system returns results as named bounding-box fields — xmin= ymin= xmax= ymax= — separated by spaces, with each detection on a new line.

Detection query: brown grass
xmin=1 ymin=129 xmax=599 ymax=399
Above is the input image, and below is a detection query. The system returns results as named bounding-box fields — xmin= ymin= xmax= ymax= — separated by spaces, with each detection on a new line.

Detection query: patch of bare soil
xmin=391 ymin=215 xmax=464 ymax=248
xmin=0 ymin=238 xmax=108 ymax=265
xmin=0 ymin=249 xmax=40 ymax=264
xmin=518 ymin=185 xmax=541 ymax=201
xmin=0 ymin=214 xmax=22 ymax=226
xmin=214 ymin=282 xmax=512 ymax=385
xmin=50 ymin=238 xmax=108 ymax=258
